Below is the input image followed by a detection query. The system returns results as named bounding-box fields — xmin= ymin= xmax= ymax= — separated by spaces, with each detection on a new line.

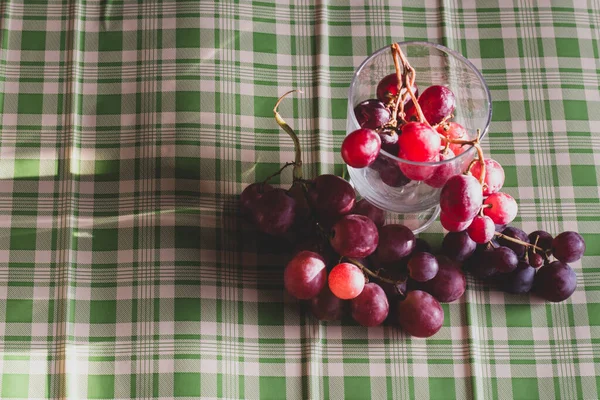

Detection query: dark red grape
xmin=534 ymin=261 xmax=577 ymax=302
xmin=552 ymin=231 xmax=586 ymax=263
xmin=308 ymin=174 xmax=355 ymax=219
xmin=330 ymin=215 xmax=379 ymax=258
xmin=239 ymin=182 xmax=274 ymax=216
xmin=501 ymin=264 xmax=535 ymax=294
xmin=398 ymin=122 xmax=442 ymax=162
xmin=407 ymin=252 xmax=439 ymax=282
xmin=352 ymin=198 xmax=386 ymax=227
xmin=329 ymin=262 xmax=365 ymax=300
xmin=487 ymin=246 xmax=519 ymax=273
xmin=376 ymin=73 xmax=400 ymax=104
xmin=483 ymin=192 xmax=518 ymax=225
xmin=436 ymin=122 xmax=469 ymax=156
xmin=470 ymin=159 xmax=505 ymax=196
xmin=284 ymin=251 xmax=327 ymax=299
xmin=396 ymin=290 xmax=444 ymax=338
xmin=310 ymin=286 xmax=346 ymax=321
xmin=424 ymin=149 xmax=457 ymax=188
xmin=351 ymin=283 xmax=389 ymax=327
xmin=440 ymin=174 xmax=484 ymax=222
xmin=252 ymin=189 xmax=296 ymax=235
xmin=370 ymin=156 xmax=411 ymax=187
xmin=373 ymin=224 xmax=416 ymax=264
xmin=497 ymin=226 xmax=529 ymax=258
xmin=441 ymin=230 xmax=476 ymax=262
xmin=421 ymin=256 xmax=466 ymax=302
xmin=354 ymin=99 xmax=391 ymax=129
xmin=528 ymin=230 xmax=553 ymax=253
xmin=529 ymin=253 xmax=544 ymax=269
xmin=341 ymin=128 xmax=382 ymax=168
xmin=378 ymin=269 xmax=408 ymax=300
xmin=467 ymin=249 xmax=499 ymax=280
xmin=378 ymin=128 xmax=400 ymax=155
xmin=414 ymin=238 xmax=432 ymax=254
xmin=467 ymin=215 xmax=495 ymax=244
xmin=414 ymin=85 xmax=456 ymax=125
xmin=440 ymin=211 xmax=473 ymax=233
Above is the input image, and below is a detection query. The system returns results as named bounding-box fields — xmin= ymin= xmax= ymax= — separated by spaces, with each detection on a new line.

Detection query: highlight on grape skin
xmin=283 ymin=251 xmax=328 ymax=300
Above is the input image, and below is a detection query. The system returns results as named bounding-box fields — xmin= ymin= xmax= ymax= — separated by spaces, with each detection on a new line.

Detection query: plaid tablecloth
xmin=1 ymin=1 xmax=599 ymax=399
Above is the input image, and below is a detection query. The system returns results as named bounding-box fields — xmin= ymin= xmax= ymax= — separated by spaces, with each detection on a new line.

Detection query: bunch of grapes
xmin=240 ymin=43 xmax=585 ymax=338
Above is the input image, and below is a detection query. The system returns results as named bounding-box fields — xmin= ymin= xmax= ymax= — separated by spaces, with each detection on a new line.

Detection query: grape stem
xmin=274 ymin=90 xmax=304 ymax=181
xmin=262 ymin=162 xmax=297 ymax=184
xmin=391 ymin=43 xmax=427 ymax=125
xmin=346 ymin=257 xmax=406 ymax=294
xmin=494 ymin=231 xmax=543 ymax=252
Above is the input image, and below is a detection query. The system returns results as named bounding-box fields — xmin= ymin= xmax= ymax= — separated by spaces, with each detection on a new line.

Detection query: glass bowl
xmin=346 ymin=41 xmax=492 ymax=233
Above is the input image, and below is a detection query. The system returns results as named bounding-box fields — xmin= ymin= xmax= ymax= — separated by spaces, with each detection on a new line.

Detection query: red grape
xmin=354 ymin=99 xmax=391 ymax=129
xmin=529 ymin=253 xmax=544 ymax=269
xmin=500 ymin=265 xmax=535 ymax=294
xmin=467 ymin=215 xmax=495 ymax=244
xmin=370 ymin=156 xmax=411 ymax=187
xmin=373 ymin=224 xmax=416 ymax=264
xmin=352 ymin=198 xmax=386 ymax=227
xmin=424 ymin=149 xmax=457 ymax=188
xmin=341 ymin=128 xmax=382 ymax=168
xmin=252 ymin=189 xmax=296 ymax=235
xmin=396 ymin=290 xmax=444 ymax=338
xmin=414 ymin=85 xmax=456 ymax=125
xmin=310 ymin=286 xmax=346 ymax=321
xmin=497 ymin=226 xmax=529 ymax=258
xmin=483 ymin=192 xmax=518 ymax=225
xmin=440 ymin=174 xmax=484 ymax=222
xmin=308 ymin=174 xmax=356 ymax=219
xmin=534 ymin=261 xmax=577 ymax=302
xmin=330 ymin=215 xmax=379 ymax=258
xmin=436 ymin=122 xmax=469 ymax=156
xmin=398 ymin=122 xmax=442 ymax=162
xmin=378 ymin=128 xmax=400 ymax=155
xmin=441 ymin=230 xmax=476 ymax=262
xmin=552 ymin=231 xmax=586 ymax=263
xmin=398 ymin=160 xmax=438 ymax=181
xmin=407 ymin=252 xmax=439 ymax=282
xmin=329 ymin=262 xmax=366 ymax=300
xmin=440 ymin=211 xmax=473 ymax=232
xmin=487 ymin=246 xmax=518 ymax=273
xmin=470 ymin=159 xmax=505 ymax=196
xmin=284 ymin=251 xmax=328 ymax=299
xmin=376 ymin=73 xmax=418 ymax=105
xmin=239 ymin=182 xmax=274 ymax=216
xmin=421 ymin=256 xmax=466 ymax=302
xmin=351 ymin=283 xmax=389 ymax=327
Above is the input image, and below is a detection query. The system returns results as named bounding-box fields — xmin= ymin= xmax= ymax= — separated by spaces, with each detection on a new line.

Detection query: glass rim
xmin=348 ymin=41 xmax=493 ymax=167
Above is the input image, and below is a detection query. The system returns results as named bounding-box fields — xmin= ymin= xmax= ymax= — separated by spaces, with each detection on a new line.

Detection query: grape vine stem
xmin=391 ymin=43 xmax=426 ymax=125
xmin=494 ymin=231 xmax=543 ymax=252
xmin=274 ymin=90 xmax=304 ymax=181
xmin=262 ymin=162 xmax=297 ymax=184
xmin=346 ymin=257 xmax=406 ymax=294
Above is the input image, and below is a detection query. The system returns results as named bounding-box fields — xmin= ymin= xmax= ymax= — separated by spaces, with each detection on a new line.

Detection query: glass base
xmin=383 ymin=205 xmax=440 ymax=235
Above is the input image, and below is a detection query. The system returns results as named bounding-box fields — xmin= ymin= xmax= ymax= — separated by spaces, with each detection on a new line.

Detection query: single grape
xmin=352 ymin=198 xmax=386 ymax=227
xmin=354 ymin=99 xmax=391 ymax=129
xmin=497 ymin=226 xmax=529 ymax=258
xmin=329 ymin=214 xmax=379 ymax=258
xmin=424 ymin=148 xmax=458 ymax=188
xmin=307 ymin=174 xmax=356 ymax=219
xmin=500 ymin=264 xmax=535 ymax=294
xmin=376 ymin=73 xmax=400 ymax=104
xmin=440 ymin=174 xmax=484 ymax=222
xmin=421 ymin=256 xmax=466 ymax=302
xmin=487 ymin=246 xmax=518 ymax=273
xmin=284 ymin=251 xmax=328 ymax=299
xmin=239 ymin=182 xmax=274 ymax=216
xmin=483 ymin=192 xmax=518 ymax=225
xmin=341 ymin=128 xmax=382 ymax=168
xmin=378 ymin=128 xmax=400 ymax=155
xmin=370 ymin=156 xmax=411 ymax=187
xmin=414 ymin=238 xmax=432 ymax=254
xmin=351 ymin=283 xmax=390 ymax=327
xmin=528 ymin=230 xmax=553 ymax=253
xmin=467 ymin=215 xmax=495 ymax=244
xmin=436 ymin=122 xmax=469 ymax=156
xmin=398 ymin=122 xmax=442 ymax=162
xmin=310 ymin=286 xmax=346 ymax=321
xmin=440 ymin=211 xmax=473 ymax=233
xmin=552 ymin=231 xmax=586 ymax=263
xmin=529 ymin=253 xmax=544 ymax=269
xmin=534 ymin=261 xmax=577 ymax=302
xmin=408 ymin=252 xmax=439 ymax=282
xmin=396 ymin=290 xmax=444 ymax=338
xmin=470 ymin=159 xmax=505 ymax=196
xmin=329 ymin=262 xmax=366 ymax=300
xmin=441 ymin=230 xmax=476 ymax=262
xmin=414 ymin=85 xmax=456 ymax=125
xmin=252 ymin=189 xmax=297 ymax=235
xmin=373 ymin=224 xmax=416 ymax=263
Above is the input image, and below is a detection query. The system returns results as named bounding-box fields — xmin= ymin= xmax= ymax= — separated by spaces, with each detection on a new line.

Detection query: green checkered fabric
xmin=1 ymin=1 xmax=599 ymax=399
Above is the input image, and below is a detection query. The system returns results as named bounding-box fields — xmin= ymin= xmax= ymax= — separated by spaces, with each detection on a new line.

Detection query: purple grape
xmin=352 ymin=199 xmax=385 ymax=227
xmin=239 ymin=182 xmax=274 ymax=216
xmin=441 ymin=231 xmax=476 ymax=262
xmin=528 ymin=230 xmax=553 ymax=253
xmin=284 ymin=251 xmax=327 ymax=299
xmin=378 ymin=128 xmax=400 ymax=155
xmin=421 ymin=256 xmax=466 ymax=302
xmin=534 ymin=261 xmax=577 ymax=302
xmin=529 ymin=253 xmax=544 ymax=269
xmin=310 ymin=286 xmax=346 ymax=321
xmin=307 ymin=174 xmax=356 ymax=220
xmin=330 ymin=215 xmax=379 ymax=258
xmin=252 ymin=189 xmax=296 ymax=235
xmin=377 ymin=269 xmax=408 ymax=300
xmin=351 ymin=283 xmax=389 ymax=327
xmin=487 ymin=246 xmax=519 ymax=273
xmin=396 ymin=290 xmax=444 ymax=338
xmin=370 ymin=156 xmax=411 ymax=187
xmin=497 ymin=226 xmax=529 ymax=258
xmin=500 ymin=265 xmax=535 ymax=294
xmin=407 ymin=252 xmax=439 ymax=282
xmin=354 ymin=99 xmax=391 ymax=129
xmin=466 ymin=247 xmax=498 ymax=280
xmin=551 ymin=231 xmax=586 ymax=263
xmin=373 ymin=224 xmax=416 ymax=264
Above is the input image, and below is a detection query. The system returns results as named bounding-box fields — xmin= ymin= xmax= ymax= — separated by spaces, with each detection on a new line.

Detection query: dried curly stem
xmin=274 ymin=90 xmax=304 ymax=181
xmin=494 ymin=231 xmax=543 ymax=252
xmin=392 ymin=43 xmax=426 ymax=125
xmin=262 ymin=162 xmax=297 ymax=184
